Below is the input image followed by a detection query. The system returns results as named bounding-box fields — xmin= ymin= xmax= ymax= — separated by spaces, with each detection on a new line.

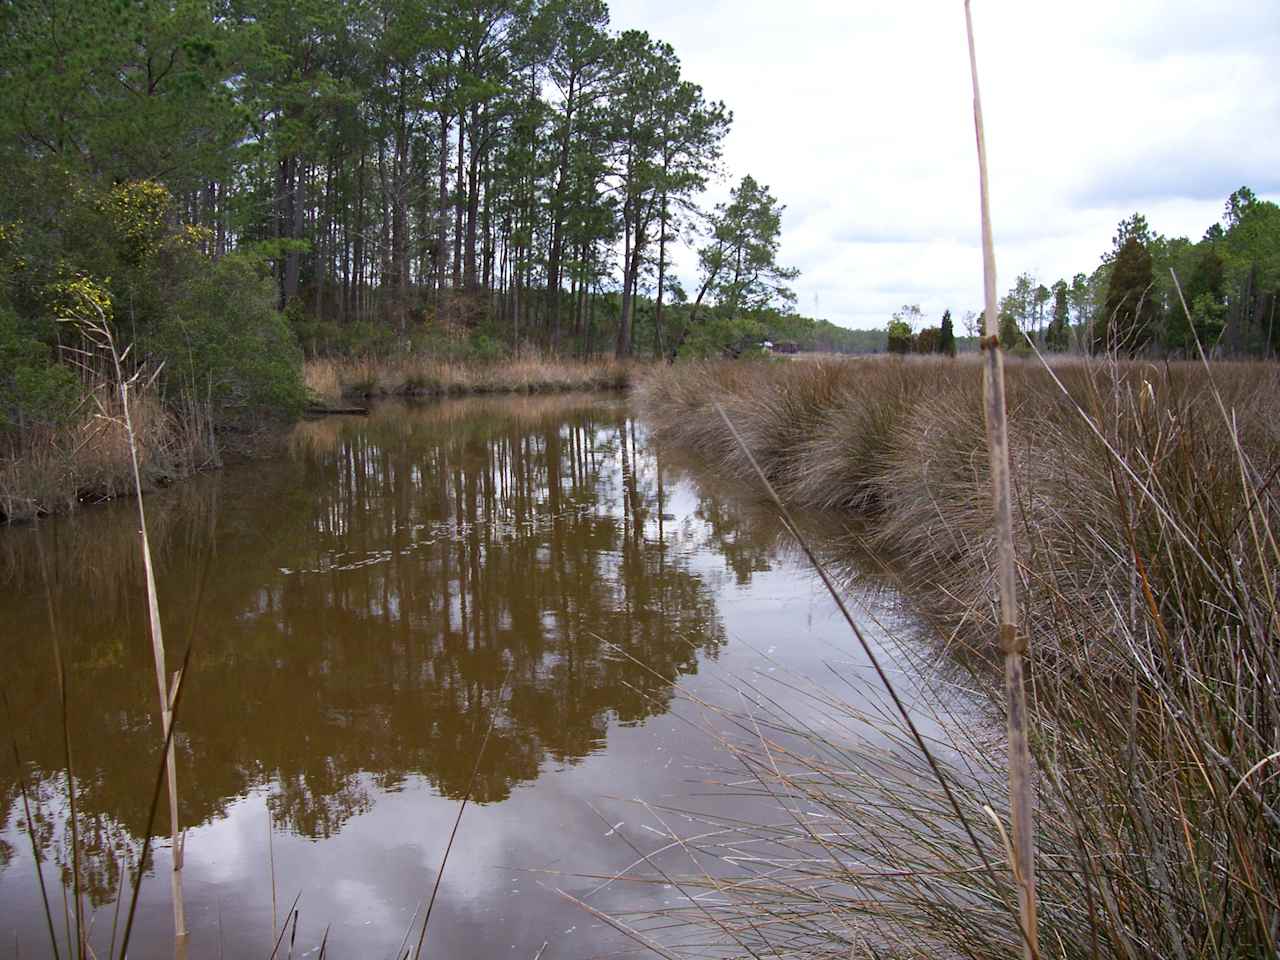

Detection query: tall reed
xmin=79 ymin=309 xmax=188 ymax=946
xmin=966 ymin=2 xmax=1038 ymax=953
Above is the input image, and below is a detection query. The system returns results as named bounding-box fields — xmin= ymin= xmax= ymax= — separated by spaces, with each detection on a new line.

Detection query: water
xmin=0 ymin=395 xmax=944 ymax=958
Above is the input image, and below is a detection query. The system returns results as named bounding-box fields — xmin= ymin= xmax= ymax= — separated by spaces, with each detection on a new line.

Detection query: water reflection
xmin=0 ymin=397 xmax=728 ymax=908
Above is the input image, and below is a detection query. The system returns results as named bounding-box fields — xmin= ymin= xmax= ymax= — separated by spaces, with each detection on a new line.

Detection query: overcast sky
xmin=605 ymin=0 xmax=1280 ymax=330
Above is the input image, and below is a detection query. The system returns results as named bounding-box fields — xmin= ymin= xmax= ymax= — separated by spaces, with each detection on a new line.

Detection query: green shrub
xmin=680 ymin=312 xmax=766 ymax=359
xmin=0 ymin=305 xmax=81 ymax=431
xmin=334 ymin=320 xmax=398 ymax=358
xmin=145 ymin=254 xmax=306 ymax=420
xmin=466 ymin=333 xmax=507 ymax=362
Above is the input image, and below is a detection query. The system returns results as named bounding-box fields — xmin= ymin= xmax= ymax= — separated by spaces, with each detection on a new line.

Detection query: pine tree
xmin=1046 ymin=281 xmax=1070 ymax=352
xmin=1094 ymin=235 xmax=1158 ymax=355
xmin=938 ymin=309 xmax=956 ymax=356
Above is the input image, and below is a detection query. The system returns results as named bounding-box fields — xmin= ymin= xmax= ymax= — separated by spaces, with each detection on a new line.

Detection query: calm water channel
xmin=0 ymin=395 xmax=944 ymax=958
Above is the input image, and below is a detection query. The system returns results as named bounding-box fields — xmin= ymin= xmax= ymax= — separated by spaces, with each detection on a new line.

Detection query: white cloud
xmin=607 ymin=0 xmax=1280 ymax=329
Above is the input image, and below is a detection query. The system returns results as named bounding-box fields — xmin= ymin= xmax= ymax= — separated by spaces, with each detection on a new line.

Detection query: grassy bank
xmin=1 ymin=353 xmax=632 ymax=524
xmin=0 ymin=383 xmax=219 ymax=524
xmin=635 ymin=356 xmax=1279 ymax=958
xmin=305 ymin=352 xmax=636 ymax=403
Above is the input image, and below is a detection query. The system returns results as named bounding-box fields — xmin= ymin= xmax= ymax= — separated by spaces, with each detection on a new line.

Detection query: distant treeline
xmin=884 ymin=187 xmax=1280 ymax=360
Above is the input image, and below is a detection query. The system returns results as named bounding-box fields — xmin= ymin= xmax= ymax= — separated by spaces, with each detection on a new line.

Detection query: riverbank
xmin=305 ymin=353 xmax=636 ymax=402
xmin=636 ymin=355 xmax=1280 ymax=957
xmin=0 ymin=384 xmax=224 ymax=524
xmin=1 ymin=356 xmax=637 ymax=524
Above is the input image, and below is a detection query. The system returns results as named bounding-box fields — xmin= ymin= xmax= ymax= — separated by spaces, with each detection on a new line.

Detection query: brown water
xmin=0 ymin=395 xmax=942 ymax=958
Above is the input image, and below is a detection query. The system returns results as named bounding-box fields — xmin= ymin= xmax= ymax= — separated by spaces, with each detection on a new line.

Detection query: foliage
xmin=1 ymin=177 xmax=305 ymax=439
xmin=96 ymin=180 xmax=174 ymax=267
xmin=697 ymin=176 xmax=798 ymax=317
xmin=911 ymin=326 xmax=941 ymax=353
xmin=1046 ymin=280 xmax=1070 ymax=352
xmin=886 ymin=317 xmax=912 ymax=355
xmin=994 ymin=189 xmax=1279 ymax=360
xmin=1094 ymin=234 xmax=1158 ymax=355
xmin=1164 ymin=245 xmax=1227 ymax=353
xmin=678 ymin=311 xmax=766 ymax=360
xmin=998 ymin=305 xmax=1025 ymax=354
xmin=0 ymin=0 xmax=745 ymax=367
xmin=937 ymin=309 xmax=956 ymax=356
xmin=149 ymin=254 xmax=306 ymax=417
xmin=0 ymin=303 xmax=80 ymax=431
xmin=674 ymin=175 xmax=798 ymax=359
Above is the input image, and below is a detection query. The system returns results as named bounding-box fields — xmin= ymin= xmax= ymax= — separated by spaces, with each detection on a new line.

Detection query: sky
xmin=605 ymin=0 xmax=1280 ymax=330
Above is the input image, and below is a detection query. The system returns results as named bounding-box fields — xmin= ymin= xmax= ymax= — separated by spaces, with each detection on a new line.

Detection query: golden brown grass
xmin=0 ymin=385 xmax=217 ymax=523
xmin=303 ymin=351 xmax=636 ymax=404
xmin=633 ymin=354 xmax=1280 ymax=958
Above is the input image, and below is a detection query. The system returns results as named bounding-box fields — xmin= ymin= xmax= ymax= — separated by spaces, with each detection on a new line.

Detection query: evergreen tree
xmin=999 ymin=304 xmax=1023 ymax=352
xmin=0 ymin=0 xmax=753 ymax=368
xmin=1094 ymin=233 xmax=1158 ymax=355
xmin=938 ymin=309 xmax=956 ymax=356
xmin=1046 ymin=280 xmax=1070 ymax=352
xmin=1165 ymin=246 xmax=1227 ymax=354
xmin=671 ymin=175 xmax=796 ymax=358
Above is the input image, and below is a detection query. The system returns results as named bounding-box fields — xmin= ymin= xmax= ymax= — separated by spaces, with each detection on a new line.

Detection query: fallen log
xmin=304 ymin=405 xmax=369 ymax=416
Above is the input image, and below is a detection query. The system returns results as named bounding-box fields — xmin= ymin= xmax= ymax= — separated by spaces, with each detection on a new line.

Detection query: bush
xmin=6 ymin=180 xmax=308 ymax=428
xmin=146 ymin=253 xmax=306 ymax=420
xmin=886 ymin=317 xmax=912 ymax=354
xmin=679 ymin=312 xmax=766 ymax=359
xmin=0 ymin=304 xmax=81 ymax=431
xmin=466 ymin=332 xmax=508 ymax=363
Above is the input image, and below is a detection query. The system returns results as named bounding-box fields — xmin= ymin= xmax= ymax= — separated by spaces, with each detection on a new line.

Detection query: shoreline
xmin=3 ymin=356 xmax=637 ymax=525
xmin=305 ymin=354 xmax=637 ymax=403
xmin=634 ymin=354 xmax=1280 ymax=954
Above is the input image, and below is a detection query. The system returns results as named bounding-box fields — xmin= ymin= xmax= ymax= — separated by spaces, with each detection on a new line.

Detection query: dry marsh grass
xmin=633 ymin=355 xmax=1280 ymax=958
xmin=1 ymin=386 xmax=218 ymax=523
xmin=304 ymin=352 xmax=636 ymax=404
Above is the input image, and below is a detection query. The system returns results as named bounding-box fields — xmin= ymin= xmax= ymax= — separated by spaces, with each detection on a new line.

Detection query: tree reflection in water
xmin=0 ymin=396 xmax=729 ymax=905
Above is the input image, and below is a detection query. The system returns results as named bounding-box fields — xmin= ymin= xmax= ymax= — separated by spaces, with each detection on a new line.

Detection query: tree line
xmin=992 ymin=188 xmax=1278 ymax=358
xmin=2 ymin=1 xmax=813 ymax=380
xmin=880 ymin=187 xmax=1278 ymax=361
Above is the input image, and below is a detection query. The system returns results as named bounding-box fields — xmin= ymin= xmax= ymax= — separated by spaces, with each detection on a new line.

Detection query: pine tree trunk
xmin=464 ymin=104 xmax=481 ymax=292
xmin=452 ymin=112 xmax=465 ymax=293
xmin=654 ymin=195 xmax=668 ymax=356
xmin=616 ymin=208 xmax=633 ymax=358
xmin=436 ymin=107 xmax=450 ymax=315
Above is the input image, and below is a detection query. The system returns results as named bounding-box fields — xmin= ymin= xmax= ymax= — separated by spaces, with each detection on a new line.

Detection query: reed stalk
xmin=78 ymin=307 xmax=189 ymax=947
xmin=965 ymin=2 xmax=1039 ymax=956
xmin=120 ymin=368 xmax=188 ymax=948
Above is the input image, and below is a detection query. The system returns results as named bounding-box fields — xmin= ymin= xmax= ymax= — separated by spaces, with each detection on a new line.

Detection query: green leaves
xmin=0 ymin=304 xmax=81 ymax=431
xmin=701 ymin=175 xmax=798 ymax=317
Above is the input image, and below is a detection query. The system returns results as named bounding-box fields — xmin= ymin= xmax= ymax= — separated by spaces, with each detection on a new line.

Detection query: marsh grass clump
xmin=304 ymin=352 xmax=636 ymax=403
xmin=0 ymin=381 xmax=218 ymax=523
xmin=634 ymin=355 xmax=1280 ymax=958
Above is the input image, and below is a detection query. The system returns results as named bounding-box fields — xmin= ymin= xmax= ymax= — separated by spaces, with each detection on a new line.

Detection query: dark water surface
xmin=0 ymin=395 xmax=937 ymax=958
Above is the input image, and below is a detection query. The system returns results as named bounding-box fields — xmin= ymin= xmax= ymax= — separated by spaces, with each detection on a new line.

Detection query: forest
xmin=0 ymin=0 xmax=841 ymax=440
